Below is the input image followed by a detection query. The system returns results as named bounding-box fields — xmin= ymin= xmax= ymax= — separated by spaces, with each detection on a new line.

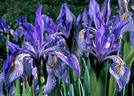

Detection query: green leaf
xmin=126 ymin=48 xmax=134 ymax=67
xmin=77 ymin=79 xmax=81 ymax=96
xmin=95 ymin=64 xmax=108 ymax=96
xmin=90 ymin=68 xmax=97 ymax=96
xmin=108 ymin=76 xmax=117 ymax=96
xmin=80 ymin=80 xmax=85 ymax=96
xmin=62 ymin=81 xmax=67 ymax=96
xmin=15 ymin=79 xmax=20 ymax=96
xmin=82 ymin=58 xmax=90 ymax=96
xmin=123 ymin=32 xmax=130 ymax=61
xmin=69 ymin=84 xmax=75 ymax=96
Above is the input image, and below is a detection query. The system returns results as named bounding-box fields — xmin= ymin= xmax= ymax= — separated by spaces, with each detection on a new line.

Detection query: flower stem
xmin=37 ymin=64 xmax=43 ymax=96
xmin=6 ymin=34 xmax=9 ymax=57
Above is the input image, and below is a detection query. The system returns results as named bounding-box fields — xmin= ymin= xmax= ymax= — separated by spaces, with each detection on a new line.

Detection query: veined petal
xmin=21 ymin=23 xmax=35 ymax=46
xmin=101 ymin=0 xmax=111 ymax=24
xmin=4 ymin=53 xmax=29 ymax=89
xmin=112 ymin=20 xmax=128 ymax=43
xmin=7 ymin=41 xmax=20 ymax=54
xmin=45 ymin=18 xmax=57 ymax=34
xmin=106 ymin=55 xmax=131 ymax=92
xmin=43 ymin=74 xmax=56 ymax=94
xmin=57 ymin=3 xmax=75 ymax=39
xmin=35 ymin=5 xmax=44 ymax=45
xmin=89 ymin=0 xmax=100 ymax=20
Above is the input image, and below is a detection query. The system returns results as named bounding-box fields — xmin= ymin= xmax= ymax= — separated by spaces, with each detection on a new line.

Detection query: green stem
xmin=6 ymin=34 xmax=9 ymax=57
xmin=37 ymin=64 xmax=43 ymax=96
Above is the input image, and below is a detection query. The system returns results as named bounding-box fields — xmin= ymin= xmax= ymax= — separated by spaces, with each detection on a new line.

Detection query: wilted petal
xmin=43 ymin=74 xmax=56 ymax=94
xmin=107 ymin=55 xmax=131 ymax=92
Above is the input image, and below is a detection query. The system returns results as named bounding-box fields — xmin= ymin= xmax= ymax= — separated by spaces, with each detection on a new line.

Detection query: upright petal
xmin=35 ymin=5 xmax=44 ymax=45
xmin=0 ymin=16 xmax=7 ymax=33
xmin=21 ymin=23 xmax=36 ymax=47
xmin=45 ymin=18 xmax=57 ymax=34
xmin=57 ymin=3 xmax=76 ymax=39
xmin=101 ymin=0 xmax=111 ymax=24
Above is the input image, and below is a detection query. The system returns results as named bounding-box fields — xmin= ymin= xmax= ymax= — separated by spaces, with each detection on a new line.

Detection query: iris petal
xmin=107 ymin=55 xmax=131 ymax=92
xmin=43 ymin=74 xmax=56 ymax=94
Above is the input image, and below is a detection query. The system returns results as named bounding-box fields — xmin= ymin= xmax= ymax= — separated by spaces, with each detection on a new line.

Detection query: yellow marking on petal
xmin=80 ymin=31 xmax=83 ymax=39
xmin=10 ymin=29 xmax=14 ymax=35
xmin=18 ymin=27 xmax=22 ymax=32
xmin=118 ymin=63 xmax=123 ymax=74
xmin=75 ymin=50 xmax=80 ymax=56
xmin=50 ymin=56 xmax=57 ymax=68
xmin=54 ymin=32 xmax=58 ymax=36
xmin=58 ymin=51 xmax=65 ymax=56
xmin=41 ymin=77 xmax=45 ymax=83
xmin=12 ymin=56 xmax=17 ymax=72
xmin=122 ymin=13 xmax=127 ymax=20
xmin=116 ymin=56 xmax=124 ymax=75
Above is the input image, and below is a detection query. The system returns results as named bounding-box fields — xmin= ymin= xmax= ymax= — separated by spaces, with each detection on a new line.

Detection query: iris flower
xmin=10 ymin=16 xmax=27 ymax=42
xmin=3 ymin=5 xmax=80 ymax=95
xmin=76 ymin=0 xmax=130 ymax=91
xmin=0 ymin=16 xmax=10 ymax=41
xmin=57 ymin=3 xmax=76 ymax=39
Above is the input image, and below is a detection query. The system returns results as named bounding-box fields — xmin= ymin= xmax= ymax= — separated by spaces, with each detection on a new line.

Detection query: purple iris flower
xmin=0 ymin=16 xmax=10 ymax=41
xmin=57 ymin=3 xmax=76 ymax=39
xmin=3 ymin=5 xmax=80 ymax=95
xmin=10 ymin=16 xmax=27 ymax=42
xmin=76 ymin=0 xmax=130 ymax=92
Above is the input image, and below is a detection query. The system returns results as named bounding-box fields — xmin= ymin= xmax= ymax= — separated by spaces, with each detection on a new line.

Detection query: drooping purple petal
xmin=43 ymin=74 xmax=56 ymax=94
xmin=4 ymin=53 xmax=29 ymax=89
xmin=106 ymin=55 xmax=131 ymax=92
